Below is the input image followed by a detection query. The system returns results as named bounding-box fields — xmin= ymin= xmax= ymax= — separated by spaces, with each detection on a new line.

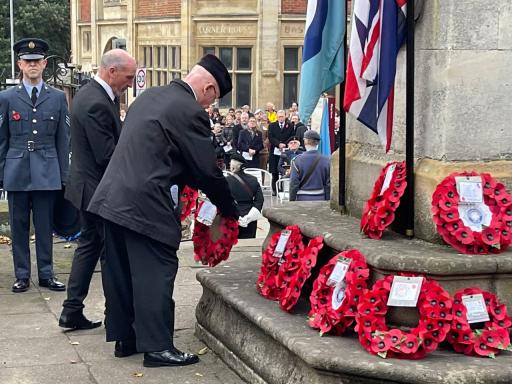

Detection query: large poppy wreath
xmin=447 ymin=287 xmax=512 ymax=358
xmin=256 ymin=225 xmax=304 ymax=301
xmin=432 ymin=172 xmax=511 ymax=254
xmin=361 ymin=161 xmax=407 ymax=239
xmin=180 ymin=186 xmax=198 ymax=221
xmin=192 ymin=201 xmax=239 ymax=267
xmin=308 ymin=249 xmax=370 ymax=336
xmin=356 ymin=275 xmax=453 ymax=359
xmin=278 ymin=236 xmax=324 ymax=312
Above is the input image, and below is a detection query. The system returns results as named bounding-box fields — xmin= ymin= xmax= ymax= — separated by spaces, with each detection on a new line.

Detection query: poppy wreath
xmin=278 ymin=236 xmax=324 ymax=312
xmin=432 ymin=172 xmax=512 ymax=254
xmin=180 ymin=186 xmax=199 ymax=221
xmin=256 ymin=225 xmax=304 ymax=301
xmin=308 ymin=249 xmax=370 ymax=336
xmin=192 ymin=201 xmax=239 ymax=267
xmin=447 ymin=287 xmax=512 ymax=357
xmin=355 ymin=275 xmax=453 ymax=359
xmin=361 ymin=161 xmax=407 ymax=239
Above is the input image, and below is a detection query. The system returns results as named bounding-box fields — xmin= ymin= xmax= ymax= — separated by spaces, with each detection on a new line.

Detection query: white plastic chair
xmin=243 ymin=168 xmax=273 ymax=197
xmin=275 ymin=178 xmax=290 ymax=203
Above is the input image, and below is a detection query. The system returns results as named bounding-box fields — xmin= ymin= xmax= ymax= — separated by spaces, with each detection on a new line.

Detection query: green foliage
xmin=0 ymin=0 xmax=70 ymax=78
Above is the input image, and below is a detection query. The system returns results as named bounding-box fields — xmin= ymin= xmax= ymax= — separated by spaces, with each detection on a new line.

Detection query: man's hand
xmin=279 ymin=143 xmax=286 ymax=149
xmin=249 ymin=149 xmax=256 ymax=155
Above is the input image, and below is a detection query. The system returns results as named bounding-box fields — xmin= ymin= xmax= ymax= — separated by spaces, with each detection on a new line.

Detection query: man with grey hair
xmin=58 ymin=49 xmax=136 ymax=330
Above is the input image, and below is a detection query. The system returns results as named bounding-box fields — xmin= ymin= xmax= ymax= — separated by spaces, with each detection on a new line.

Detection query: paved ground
xmin=0 ymin=216 xmax=270 ymax=384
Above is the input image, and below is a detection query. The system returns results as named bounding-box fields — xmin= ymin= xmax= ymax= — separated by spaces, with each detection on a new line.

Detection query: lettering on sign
xmin=282 ymin=24 xmax=305 ymax=36
xmin=197 ymin=23 xmax=255 ymax=37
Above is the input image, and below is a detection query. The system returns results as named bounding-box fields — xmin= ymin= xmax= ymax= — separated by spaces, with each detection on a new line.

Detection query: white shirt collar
xmin=183 ymin=80 xmax=198 ymax=101
xmin=93 ymin=75 xmax=115 ymax=102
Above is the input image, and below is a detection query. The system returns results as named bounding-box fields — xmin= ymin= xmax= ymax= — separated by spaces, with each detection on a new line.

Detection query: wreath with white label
xmin=355 ymin=275 xmax=453 ymax=359
xmin=432 ymin=172 xmax=511 ymax=254
xmin=308 ymin=249 xmax=369 ymax=336
xmin=361 ymin=161 xmax=407 ymax=239
xmin=447 ymin=287 xmax=512 ymax=358
xmin=192 ymin=201 xmax=239 ymax=267
xmin=256 ymin=226 xmax=304 ymax=301
xmin=180 ymin=186 xmax=198 ymax=221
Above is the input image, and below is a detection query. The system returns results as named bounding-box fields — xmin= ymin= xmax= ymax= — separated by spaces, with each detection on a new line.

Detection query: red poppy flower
xmin=180 ymin=186 xmax=198 ymax=221
xmin=398 ymin=334 xmax=420 ymax=354
xmin=11 ymin=111 xmax=21 ymax=121
xmin=474 ymin=341 xmax=499 ymax=357
xmin=370 ymin=334 xmax=393 ymax=354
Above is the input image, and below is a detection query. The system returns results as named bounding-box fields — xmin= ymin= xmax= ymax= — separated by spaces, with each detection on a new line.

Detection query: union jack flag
xmin=344 ymin=0 xmax=407 ymax=152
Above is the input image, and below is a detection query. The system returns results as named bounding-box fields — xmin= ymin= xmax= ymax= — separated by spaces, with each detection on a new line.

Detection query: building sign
xmin=135 ymin=68 xmax=146 ymax=96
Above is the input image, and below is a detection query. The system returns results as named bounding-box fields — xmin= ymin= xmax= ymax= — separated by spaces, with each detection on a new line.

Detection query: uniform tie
xmin=31 ymin=87 xmax=38 ymax=105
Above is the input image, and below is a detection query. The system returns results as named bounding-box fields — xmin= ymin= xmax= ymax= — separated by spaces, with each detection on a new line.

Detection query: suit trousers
xmin=269 ymin=154 xmax=280 ymax=192
xmin=8 ymin=190 xmax=56 ymax=280
xmin=102 ymin=220 xmax=178 ymax=352
xmin=61 ymin=210 xmax=104 ymax=316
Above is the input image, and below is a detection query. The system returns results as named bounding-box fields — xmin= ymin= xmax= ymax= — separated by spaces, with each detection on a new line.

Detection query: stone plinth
xmin=195 ymin=253 xmax=512 ymax=384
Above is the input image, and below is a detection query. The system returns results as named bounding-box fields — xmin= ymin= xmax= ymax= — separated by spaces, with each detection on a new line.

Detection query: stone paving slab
xmin=2 ymin=364 xmax=95 ymax=384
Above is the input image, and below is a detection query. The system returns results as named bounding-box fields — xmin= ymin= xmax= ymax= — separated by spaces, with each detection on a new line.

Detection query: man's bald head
xmin=184 ymin=65 xmax=220 ymax=108
xmin=98 ymin=49 xmax=137 ymax=96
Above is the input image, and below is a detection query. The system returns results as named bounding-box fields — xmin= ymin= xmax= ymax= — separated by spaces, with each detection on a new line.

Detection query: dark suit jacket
xmin=267 ymin=120 xmax=294 ymax=173
xmin=65 ymin=79 xmax=121 ymax=210
xmin=88 ymin=79 xmax=238 ymax=248
xmin=226 ymin=172 xmax=264 ymax=217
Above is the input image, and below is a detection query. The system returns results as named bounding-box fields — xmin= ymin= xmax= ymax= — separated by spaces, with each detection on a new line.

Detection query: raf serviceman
xmin=289 ymin=130 xmax=330 ymax=201
xmin=0 ymin=38 xmax=70 ymax=293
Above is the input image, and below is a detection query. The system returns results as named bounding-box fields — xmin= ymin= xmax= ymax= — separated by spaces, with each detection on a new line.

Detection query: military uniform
xmin=0 ymin=38 xmax=70 ymax=290
xmin=289 ymin=150 xmax=330 ymax=201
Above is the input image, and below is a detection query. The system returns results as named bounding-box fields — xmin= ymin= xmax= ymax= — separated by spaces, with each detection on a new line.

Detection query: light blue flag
xmin=299 ymin=0 xmax=345 ymax=125
xmin=319 ymin=98 xmax=331 ymax=155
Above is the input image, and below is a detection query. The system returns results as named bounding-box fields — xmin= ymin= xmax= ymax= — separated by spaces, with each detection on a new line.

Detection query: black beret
xmin=287 ymin=136 xmax=300 ymax=144
xmin=230 ymin=153 xmax=247 ymax=165
xmin=197 ymin=54 xmax=232 ymax=98
xmin=304 ymin=130 xmax=321 ymax=141
xmin=14 ymin=38 xmax=49 ymax=60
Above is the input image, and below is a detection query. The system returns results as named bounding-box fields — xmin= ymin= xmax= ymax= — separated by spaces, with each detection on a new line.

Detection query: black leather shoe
xmin=143 ymin=347 xmax=199 ymax=367
xmin=114 ymin=339 xmax=137 ymax=358
xmin=59 ymin=313 xmax=102 ymax=330
xmin=38 ymin=277 xmax=66 ymax=291
xmin=12 ymin=279 xmax=30 ymax=293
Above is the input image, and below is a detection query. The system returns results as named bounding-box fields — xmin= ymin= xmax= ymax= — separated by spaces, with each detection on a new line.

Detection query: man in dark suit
xmin=88 ymin=54 xmax=239 ymax=367
xmin=58 ymin=49 xmax=137 ymax=330
xmin=268 ymin=109 xmax=294 ymax=195
xmin=0 ymin=38 xmax=69 ymax=293
xmin=232 ymin=111 xmax=248 ymax=151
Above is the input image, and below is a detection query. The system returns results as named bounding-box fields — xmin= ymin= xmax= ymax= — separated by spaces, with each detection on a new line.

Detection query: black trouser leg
xmin=61 ymin=210 xmax=103 ymax=316
xmin=126 ymin=229 xmax=178 ymax=352
xmin=8 ymin=192 xmax=31 ymax=279
xmin=102 ymin=220 xmax=135 ymax=343
xmin=31 ymin=191 xmax=57 ymax=280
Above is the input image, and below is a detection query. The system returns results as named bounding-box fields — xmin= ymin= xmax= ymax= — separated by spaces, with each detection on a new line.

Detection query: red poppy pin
xmin=12 ymin=111 xmax=21 ymax=121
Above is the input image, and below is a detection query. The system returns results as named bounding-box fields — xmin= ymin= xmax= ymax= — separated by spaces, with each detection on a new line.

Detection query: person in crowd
xmin=225 ymin=153 xmax=263 ymax=239
xmin=211 ymin=107 xmax=222 ymax=124
xmin=212 ymin=122 xmax=227 ymax=169
xmin=228 ymin=107 xmax=235 ymax=115
xmin=222 ymin=114 xmax=236 ymax=165
xmin=266 ymin=102 xmax=277 ymax=123
xmin=278 ymin=136 xmax=303 ymax=178
xmin=289 ymin=130 xmax=330 ymax=201
xmin=234 ymin=108 xmax=242 ymax=125
xmin=0 ymin=38 xmax=69 ymax=293
xmin=237 ymin=116 xmax=263 ymax=169
xmin=334 ymin=116 xmax=340 ymax=151
xmin=87 ymin=54 xmax=239 ymax=367
xmin=242 ymin=104 xmax=254 ymax=118
xmin=233 ymin=111 xmax=249 ymax=151
xmin=268 ymin=110 xmax=294 ymax=195
xmin=290 ymin=102 xmax=298 ymax=113
xmin=59 ymin=49 xmax=137 ymax=330
xmin=120 ymin=108 xmax=126 ymax=123
xmin=254 ymin=108 xmax=269 ymax=171
xmin=290 ymin=113 xmax=307 ymax=149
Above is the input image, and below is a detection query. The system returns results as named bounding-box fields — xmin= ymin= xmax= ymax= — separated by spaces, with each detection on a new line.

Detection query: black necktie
xmin=31 ymin=87 xmax=37 ymax=105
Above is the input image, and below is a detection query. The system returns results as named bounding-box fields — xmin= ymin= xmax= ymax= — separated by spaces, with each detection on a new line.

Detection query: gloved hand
xmin=244 ymin=207 xmax=262 ymax=224
xmin=238 ymin=216 xmax=249 ymax=228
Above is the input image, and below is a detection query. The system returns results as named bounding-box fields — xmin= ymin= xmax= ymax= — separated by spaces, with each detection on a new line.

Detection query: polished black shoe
xmin=12 ymin=279 xmax=30 ymax=293
xmin=38 ymin=277 xmax=66 ymax=291
xmin=59 ymin=313 xmax=102 ymax=330
xmin=114 ymin=339 xmax=137 ymax=358
xmin=143 ymin=347 xmax=200 ymax=367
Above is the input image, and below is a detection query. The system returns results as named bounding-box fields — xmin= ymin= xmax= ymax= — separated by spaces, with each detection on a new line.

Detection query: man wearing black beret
xmin=88 ymin=54 xmax=239 ymax=367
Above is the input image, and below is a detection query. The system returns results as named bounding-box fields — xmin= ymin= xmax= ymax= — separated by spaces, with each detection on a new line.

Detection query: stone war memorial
xmin=195 ymin=2 xmax=512 ymax=383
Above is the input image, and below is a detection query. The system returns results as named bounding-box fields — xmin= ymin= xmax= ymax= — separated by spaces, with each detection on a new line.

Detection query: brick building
xmin=71 ymin=0 xmax=310 ymax=109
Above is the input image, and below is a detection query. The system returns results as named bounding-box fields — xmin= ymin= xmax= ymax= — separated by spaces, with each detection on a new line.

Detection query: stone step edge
xmin=263 ymin=202 xmax=512 ymax=275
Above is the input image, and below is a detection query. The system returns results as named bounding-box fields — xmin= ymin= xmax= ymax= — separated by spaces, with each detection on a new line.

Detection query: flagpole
xmin=10 ymin=0 xmax=15 ymax=79
xmin=404 ymin=0 xmax=415 ymax=237
xmin=338 ymin=0 xmax=348 ymax=213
